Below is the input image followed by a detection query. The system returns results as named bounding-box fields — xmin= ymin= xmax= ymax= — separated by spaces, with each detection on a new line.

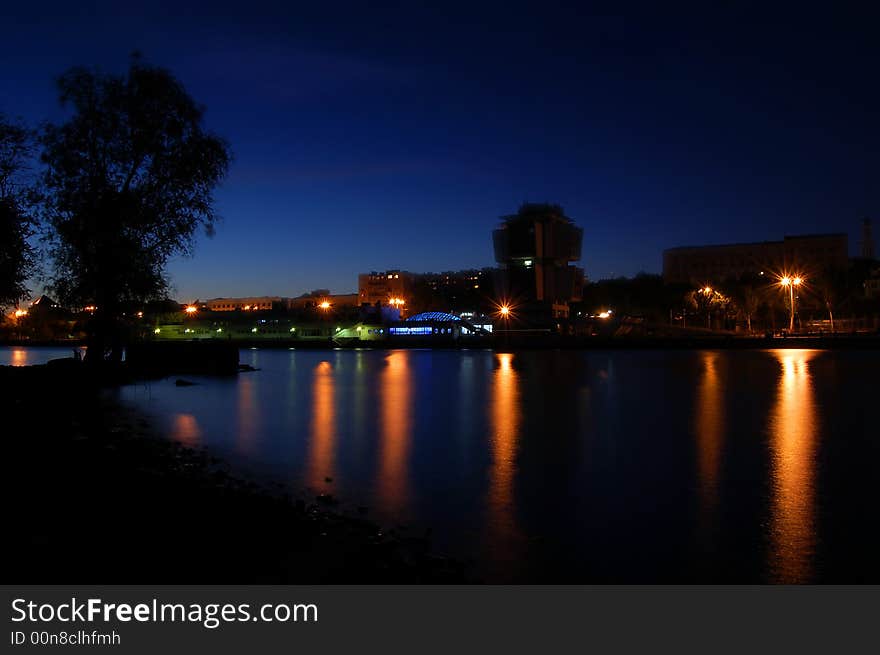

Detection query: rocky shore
xmin=3 ymin=362 xmax=466 ymax=583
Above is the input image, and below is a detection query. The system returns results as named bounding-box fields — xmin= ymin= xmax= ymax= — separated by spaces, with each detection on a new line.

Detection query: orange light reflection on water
xmin=768 ymin=349 xmax=818 ymax=583
xmin=695 ymin=351 xmax=724 ymax=517
xmin=376 ymin=351 xmax=413 ymax=515
xmin=306 ymin=361 xmax=335 ymax=487
xmin=10 ymin=348 xmax=28 ymax=366
xmin=486 ymin=352 xmax=521 ymax=553
xmin=171 ymin=413 xmax=201 ymax=446
xmin=236 ymin=374 xmax=259 ymax=454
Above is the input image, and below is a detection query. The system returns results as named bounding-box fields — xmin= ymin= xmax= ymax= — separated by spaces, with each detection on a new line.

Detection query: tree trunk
xmin=83 ymin=310 xmax=125 ymax=367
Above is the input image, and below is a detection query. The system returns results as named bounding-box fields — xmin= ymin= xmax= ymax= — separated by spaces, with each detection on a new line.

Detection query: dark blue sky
xmin=2 ymin=2 xmax=877 ymax=300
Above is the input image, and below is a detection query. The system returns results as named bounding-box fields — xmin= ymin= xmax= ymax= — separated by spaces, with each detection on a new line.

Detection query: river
xmin=6 ymin=345 xmax=879 ymax=582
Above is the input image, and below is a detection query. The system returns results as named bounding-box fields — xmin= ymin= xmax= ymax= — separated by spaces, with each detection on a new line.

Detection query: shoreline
xmin=3 ymin=363 xmax=466 ymax=583
xmin=5 ymin=334 xmax=880 ymax=351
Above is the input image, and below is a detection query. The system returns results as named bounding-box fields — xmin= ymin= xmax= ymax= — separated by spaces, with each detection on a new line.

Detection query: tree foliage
xmin=0 ymin=114 xmax=36 ymax=308
xmin=40 ymin=57 xmax=231 ymax=315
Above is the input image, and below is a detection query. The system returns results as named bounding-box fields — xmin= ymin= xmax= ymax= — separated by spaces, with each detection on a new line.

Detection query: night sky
xmin=2 ymin=2 xmax=877 ymax=301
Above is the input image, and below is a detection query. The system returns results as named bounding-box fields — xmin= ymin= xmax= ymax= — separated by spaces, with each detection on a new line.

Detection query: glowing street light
xmin=779 ymin=275 xmax=803 ymax=332
xmin=697 ymin=286 xmax=717 ymax=329
xmin=318 ymin=301 xmax=331 ymax=310
xmin=184 ymin=305 xmax=198 ymax=314
xmin=496 ymin=304 xmax=512 ymax=345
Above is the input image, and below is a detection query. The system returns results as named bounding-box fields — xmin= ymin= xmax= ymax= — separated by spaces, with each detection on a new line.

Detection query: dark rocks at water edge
xmin=1 ymin=364 xmax=467 ymax=583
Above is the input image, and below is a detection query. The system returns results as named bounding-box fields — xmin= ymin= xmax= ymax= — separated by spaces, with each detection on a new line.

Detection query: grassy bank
xmin=2 ymin=362 xmax=465 ymax=583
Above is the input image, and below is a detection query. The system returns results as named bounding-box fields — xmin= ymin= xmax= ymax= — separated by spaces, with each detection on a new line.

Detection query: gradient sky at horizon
xmin=2 ymin=2 xmax=877 ymax=300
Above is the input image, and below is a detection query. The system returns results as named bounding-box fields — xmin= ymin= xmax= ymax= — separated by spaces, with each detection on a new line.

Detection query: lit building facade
xmin=357 ymin=270 xmax=417 ymax=316
xmin=663 ymin=234 xmax=849 ymax=285
xmin=420 ymin=269 xmax=489 ymax=293
xmin=204 ymin=297 xmax=284 ymax=312
xmin=287 ymin=293 xmax=359 ymax=310
xmin=201 ymin=294 xmax=359 ymax=313
xmin=492 ymin=203 xmax=585 ymax=319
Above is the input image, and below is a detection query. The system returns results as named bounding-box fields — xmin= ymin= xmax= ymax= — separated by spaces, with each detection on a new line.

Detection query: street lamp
xmin=779 ymin=275 xmax=803 ymax=332
xmin=699 ymin=286 xmax=714 ymax=329
xmin=498 ymin=305 xmax=511 ymax=346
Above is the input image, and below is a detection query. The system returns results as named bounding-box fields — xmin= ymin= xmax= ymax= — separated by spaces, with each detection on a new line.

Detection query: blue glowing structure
xmin=406 ymin=311 xmax=461 ymax=322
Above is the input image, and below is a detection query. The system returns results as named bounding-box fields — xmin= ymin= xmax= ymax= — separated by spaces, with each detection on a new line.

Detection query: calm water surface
xmin=103 ymin=347 xmax=880 ymax=582
xmin=0 ymin=345 xmax=82 ymax=366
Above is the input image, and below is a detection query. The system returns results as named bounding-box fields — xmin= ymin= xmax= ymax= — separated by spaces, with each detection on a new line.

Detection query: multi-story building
xmin=414 ymin=268 xmax=495 ymax=314
xmin=357 ymin=270 xmax=418 ymax=316
xmin=203 ymin=297 xmax=284 ymax=312
xmin=492 ymin=203 xmax=585 ymax=319
xmin=420 ymin=269 xmax=489 ymax=294
xmin=287 ymin=293 xmax=359 ymax=310
xmin=662 ymin=234 xmax=849 ymax=285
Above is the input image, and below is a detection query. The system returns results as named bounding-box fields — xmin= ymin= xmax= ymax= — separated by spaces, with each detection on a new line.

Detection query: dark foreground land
xmin=2 ymin=363 xmax=465 ymax=583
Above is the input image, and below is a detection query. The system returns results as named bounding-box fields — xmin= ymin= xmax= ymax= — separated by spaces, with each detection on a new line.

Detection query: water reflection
xmin=11 ymin=348 xmax=28 ymax=366
xmin=376 ymin=351 xmax=413 ymax=515
xmin=351 ymin=351 xmax=368 ymax=449
xmin=94 ymin=344 xmax=877 ymax=582
xmin=171 ymin=413 xmax=201 ymax=446
xmin=306 ymin=361 xmax=335 ymax=487
xmin=236 ymin=374 xmax=259 ymax=454
xmin=768 ymin=349 xmax=818 ymax=583
xmin=695 ymin=352 xmax=724 ymax=517
xmin=486 ymin=353 xmax=521 ymax=555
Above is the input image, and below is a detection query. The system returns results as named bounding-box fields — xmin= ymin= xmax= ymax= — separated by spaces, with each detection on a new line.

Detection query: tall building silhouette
xmin=492 ymin=203 xmax=584 ymax=320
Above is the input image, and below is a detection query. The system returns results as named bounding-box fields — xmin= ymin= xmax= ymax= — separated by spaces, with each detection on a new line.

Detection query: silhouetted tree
xmin=579 ymin=273 xmax=677 ymax=323
xmin=40 ymin=56 xmax=231 ymax=363
xmin=0 ymin=115 xmax=36 ymax=309
xmin=685 ymin=286 xmax=730 ymax=330
xmin=812 ymin=269 xmax=848 ymax=334
xmin=722 ymin=273 xmax=763 ymax=333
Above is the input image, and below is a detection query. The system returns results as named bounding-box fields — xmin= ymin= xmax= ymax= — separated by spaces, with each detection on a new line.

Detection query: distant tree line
xmin=579 ymin=266 xmax=880 ymax=334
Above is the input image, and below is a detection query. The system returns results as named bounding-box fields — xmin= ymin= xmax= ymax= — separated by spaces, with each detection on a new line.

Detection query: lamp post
xmin=779 ymin=276 xmax=802 ymax=332
xmin=499 ymin=304 xmax=511 ymax=346
xmin=701 ymin=286 xmax=713 ymax=329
